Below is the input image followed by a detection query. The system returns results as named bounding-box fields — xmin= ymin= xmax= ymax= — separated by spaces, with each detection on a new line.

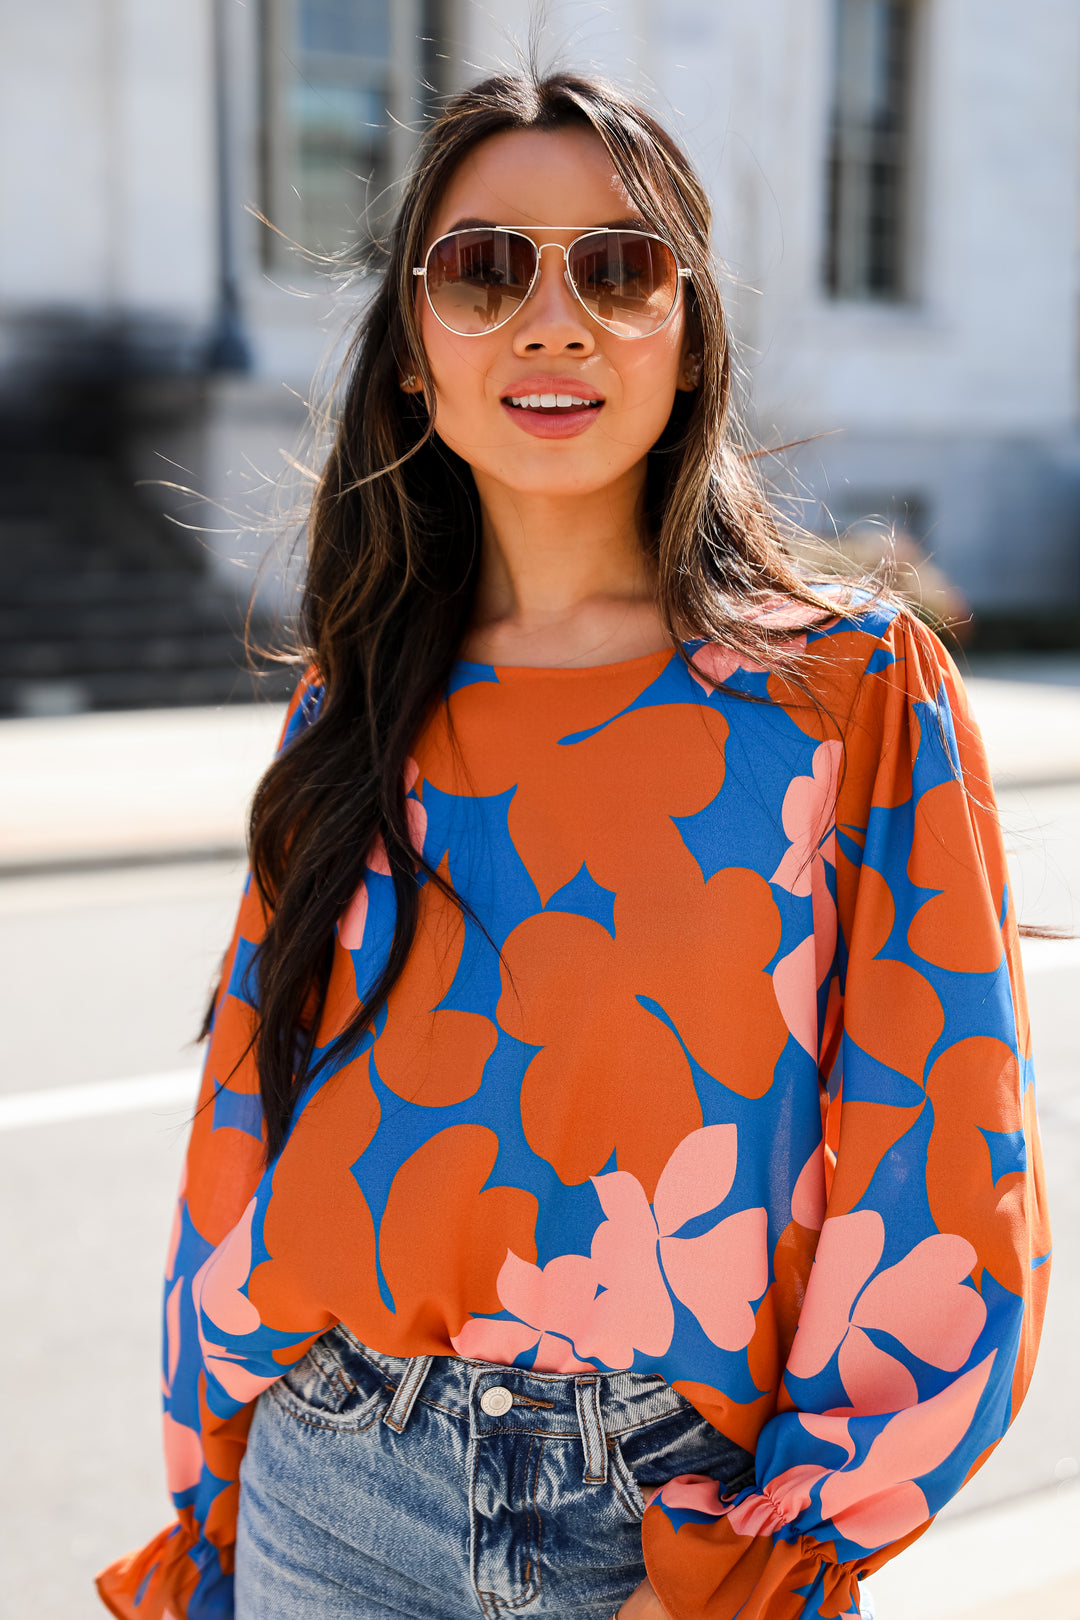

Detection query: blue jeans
xmin=235 ymin=1325 xmax=757 ymax=1618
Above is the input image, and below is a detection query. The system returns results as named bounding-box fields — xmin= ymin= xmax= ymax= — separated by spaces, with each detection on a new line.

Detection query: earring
xmin=682 ymin=354 xmax=702 ymax=389
xmin=401 ymin=373 xmax=418 ymax=390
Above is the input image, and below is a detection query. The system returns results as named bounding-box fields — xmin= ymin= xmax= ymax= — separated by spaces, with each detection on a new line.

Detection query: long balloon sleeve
xmin=97 ymin=677 xmax=329 ymax=1620
xmin=642 ymin=614 xmax=1050 ymax=1619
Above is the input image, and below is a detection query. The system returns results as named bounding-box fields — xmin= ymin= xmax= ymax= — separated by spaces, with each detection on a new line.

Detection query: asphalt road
xmin=1 ymin=782 xmax=1077 ymax=1619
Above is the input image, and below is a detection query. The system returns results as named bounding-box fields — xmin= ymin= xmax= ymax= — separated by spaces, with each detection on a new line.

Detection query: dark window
xmin=260 ymin=0 xmax=444 ymax=264
xmin=824 ymin=0 xmax=916 ymax=301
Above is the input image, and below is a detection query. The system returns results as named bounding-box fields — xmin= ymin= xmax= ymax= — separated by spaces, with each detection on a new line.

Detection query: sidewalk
xmin=0 ymin=700 xmax=284 ymax=870
xmin=869 ymin=1478 xmax=1080 ymax=1620
xmin=3 ymin=671 xmax=1080 ymax=871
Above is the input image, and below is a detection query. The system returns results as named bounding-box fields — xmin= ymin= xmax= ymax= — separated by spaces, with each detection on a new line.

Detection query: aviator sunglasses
xmin=413 ymin=226 xmax=692 ymax=339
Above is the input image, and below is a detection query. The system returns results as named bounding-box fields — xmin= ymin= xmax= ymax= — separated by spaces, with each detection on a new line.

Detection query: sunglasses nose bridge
xmin=522 ymin=241 xmax=577 ymax=306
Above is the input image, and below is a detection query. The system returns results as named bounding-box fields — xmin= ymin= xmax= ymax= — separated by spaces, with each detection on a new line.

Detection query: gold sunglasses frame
xmin=412 ymin=226 xmax=692 ymax=339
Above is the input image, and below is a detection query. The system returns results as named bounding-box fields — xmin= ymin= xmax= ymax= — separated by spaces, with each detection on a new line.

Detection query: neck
xmin=463 ymin=465 xmax=668 ymax=667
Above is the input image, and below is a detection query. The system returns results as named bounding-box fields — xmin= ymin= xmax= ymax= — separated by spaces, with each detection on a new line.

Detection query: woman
xmin=98 ymin=70 xmax=1049 ymax=1620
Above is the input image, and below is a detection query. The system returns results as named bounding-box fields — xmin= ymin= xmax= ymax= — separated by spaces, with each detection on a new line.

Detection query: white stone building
xmin=1 ymin=0 xmax=1077 ymax=616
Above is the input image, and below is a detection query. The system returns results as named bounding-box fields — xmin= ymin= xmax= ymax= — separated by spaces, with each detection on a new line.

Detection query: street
xmin=1 ymin=727 xmax=1078 ymax=1618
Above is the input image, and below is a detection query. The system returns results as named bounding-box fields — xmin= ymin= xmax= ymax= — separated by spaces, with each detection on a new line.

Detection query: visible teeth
xmin=506 ymin=394 xmax=601 ymax=410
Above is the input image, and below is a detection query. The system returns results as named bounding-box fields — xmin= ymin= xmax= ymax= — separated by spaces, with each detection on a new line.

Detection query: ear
xmin=399 ymin=370 xmax=424 ymax=394
xmin=676 ymin=336 xmax=702 ymax=393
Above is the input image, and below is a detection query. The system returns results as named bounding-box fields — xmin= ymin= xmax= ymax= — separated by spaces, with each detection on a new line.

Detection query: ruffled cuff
xmin=642 ymin=1483 xmax=866 ymax=1620
xmin=96 ymin=1518 xmax=231 ymax=1619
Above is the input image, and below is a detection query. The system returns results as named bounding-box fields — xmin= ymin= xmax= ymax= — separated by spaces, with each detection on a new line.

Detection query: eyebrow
xmin=441 ymin=215 xmax=651 ymax=233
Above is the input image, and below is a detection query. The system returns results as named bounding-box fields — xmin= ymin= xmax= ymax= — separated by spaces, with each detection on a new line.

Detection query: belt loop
xmin=574 ymin=1377 xmax=608 ymax=1485
xmin=383 ymin=1354 xmax=433 ymax=1433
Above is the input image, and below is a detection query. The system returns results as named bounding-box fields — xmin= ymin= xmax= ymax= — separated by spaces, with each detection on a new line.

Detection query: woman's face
xmin=415 ymin=126 xmax=693 ymax=503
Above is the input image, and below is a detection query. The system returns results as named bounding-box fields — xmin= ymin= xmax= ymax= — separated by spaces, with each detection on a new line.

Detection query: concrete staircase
xmin=0 ymin=447 xmax=296 ymax=718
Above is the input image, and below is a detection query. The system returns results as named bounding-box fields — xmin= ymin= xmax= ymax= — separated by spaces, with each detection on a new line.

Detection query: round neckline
xmin=458 ymin=643 xmax=677 ymax=678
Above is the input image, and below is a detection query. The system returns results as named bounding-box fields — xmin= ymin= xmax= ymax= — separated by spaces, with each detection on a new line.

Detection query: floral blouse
xmin=97 ymin=601 xmax=1050 ymax=1620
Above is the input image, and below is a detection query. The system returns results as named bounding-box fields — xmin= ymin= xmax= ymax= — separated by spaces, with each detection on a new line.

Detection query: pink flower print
xmin=771 ymin=934 xmax=821 ymax=1060
xmin=191 ymin=1199 xmax=280 ymax=1405
xmin=651 ymin=1122 xmax=738 ymax=1233
xmin=748 ymin=595 xmax=828 ymax=632
xmin=787 ymin=1211 xmax=986 ymax=1415
xmin=654 ymin=1463 xmax=831 ymax=1538
xmin=657 ymin=1355 xmax=996 ymax=1551
xmin=342 ymin=758 xmax=428 ymax=944
xmin=725 ymin=1463 xmax=831 ymax=1536
xmin=339 ymin=881 xmax=369 ymax=951
xmin=201 ymin=1353 xmax=279 ymax=1406
xmin=787 ymin=1212 xmax=885 ymax=1382
xmin=195 ymin=1198 xmax=262 ymax=1337
xmin=770 ymin=740 xmax=842 ymax=1054
xmin=497 ymin=1173 xmax=675 ymax=1369
xmin=656 ymin=1474 xmax=730 ymax=1518
xmin=453 ymin=1126 xmax=769 ymax=1370
xmin=633 ymin=1124 xmax=770 ymax=1356
xmin=791 ymin=1146 xmax=827 ymax=1231
xmin=838 ymin=1323 xmax=918 ymax=1413
xmin=689 ymin=619 xmax=814 ymax=696
xmin=817 ymin=1352 xmax=996 ymax=1547
xmin=451 ymin=1316 xmax=593 ymax=1372
xmin=165 ymin=1276 xmax=183 ymax=1394
xmin=689 ymin=644 xmax=768 ymax=694
xmin=367 ymin=757 xmax=428 ymax=876
xmin=162 ymin=1413 xmax=203 ymax=1495
xmin=366 ymin=838 xmax=392 ymax=878
xmin=854 ymin=1233 xmax=988 ymax=1369
xmin=771 ymin=739 xmax=841 ymax=911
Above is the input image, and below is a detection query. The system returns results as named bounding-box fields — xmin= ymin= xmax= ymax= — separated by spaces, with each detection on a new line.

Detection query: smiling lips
xmin=499 ymin=376 xmax=605 ymax=439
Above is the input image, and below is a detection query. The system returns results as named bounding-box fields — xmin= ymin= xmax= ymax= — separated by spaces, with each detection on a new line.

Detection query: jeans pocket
xmin=618 ymin=1398 xmax=757 ymax=1498
xmin=270 ymin=1324 xmax=391 ymax=1431
xmin=608 ymin=1439 xmax=649 ymax=1521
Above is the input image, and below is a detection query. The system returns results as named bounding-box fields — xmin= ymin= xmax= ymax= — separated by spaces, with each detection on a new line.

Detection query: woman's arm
xmin=639 ymin=612 xmax=1050 ymax=1620
xmin=97 ymin=677 xmax=329 ymax=1620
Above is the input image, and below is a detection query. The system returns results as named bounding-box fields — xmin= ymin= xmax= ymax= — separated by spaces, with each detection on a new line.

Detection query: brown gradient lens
xmin=567 ymin=232 xmax=680 ymax=336
xmin=424 ymin=230 xmax=537 ymax=335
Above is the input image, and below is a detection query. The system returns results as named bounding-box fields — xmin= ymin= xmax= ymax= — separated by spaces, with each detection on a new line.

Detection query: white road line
xmin=0 ymin=1069 xmax=200 ymax=1131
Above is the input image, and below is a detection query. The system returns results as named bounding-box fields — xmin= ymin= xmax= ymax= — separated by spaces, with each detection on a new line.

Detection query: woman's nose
xmin=511 ymin=245 xmax=595 ymax=356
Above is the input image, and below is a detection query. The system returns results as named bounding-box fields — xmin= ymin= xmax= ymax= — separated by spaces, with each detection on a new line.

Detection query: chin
xmin=499 ymin=464 xmax=632 ymax=498
xmin=486 ymin=442 xmax=640 ymax=495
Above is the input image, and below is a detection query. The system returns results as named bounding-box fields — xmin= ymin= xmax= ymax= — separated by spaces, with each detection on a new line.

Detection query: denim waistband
xmin=335 ymin=1326 xmax=695 ymax=1486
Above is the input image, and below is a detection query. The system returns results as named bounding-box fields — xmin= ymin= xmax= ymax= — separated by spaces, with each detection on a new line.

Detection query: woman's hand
xmin=614 ymin=1575 xmax=668 ymax=1619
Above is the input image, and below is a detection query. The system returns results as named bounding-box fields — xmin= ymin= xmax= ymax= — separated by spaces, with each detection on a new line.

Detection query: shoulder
xmin=799 ymin=598 xmax=986 ymax=825
xmin=801 ymin=592 xmax=965 ymax=714
xmin=756 ymin=593 xmax=974 ymax=794
xmin=276 ymin=664 xmax=326 ymax=755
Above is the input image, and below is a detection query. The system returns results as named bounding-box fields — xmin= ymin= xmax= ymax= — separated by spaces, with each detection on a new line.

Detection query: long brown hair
xmin=245 ymin=69 xmax=849 ymax=1161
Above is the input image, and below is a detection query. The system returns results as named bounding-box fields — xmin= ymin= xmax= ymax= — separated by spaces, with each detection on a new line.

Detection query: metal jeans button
xmin=480 ymin=1385 xmax=513 ymax=1417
